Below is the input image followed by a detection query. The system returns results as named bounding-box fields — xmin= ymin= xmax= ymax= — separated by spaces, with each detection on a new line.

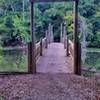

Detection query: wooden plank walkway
xmin=37 ymin=43 xmax=73 ymax=73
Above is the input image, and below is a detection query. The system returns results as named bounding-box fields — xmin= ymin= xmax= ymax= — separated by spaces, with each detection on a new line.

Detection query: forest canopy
xmin=0 ymin=0 xmax=99 ymax=47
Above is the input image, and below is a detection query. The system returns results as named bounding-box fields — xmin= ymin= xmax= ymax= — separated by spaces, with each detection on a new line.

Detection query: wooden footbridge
xmin=37 ymin=43 xmax=73 ymax=73
xmin=28 ymin=18 xmax=81 ymax=74
xmin=0 ymin=0 xmax=81 ymax=75
xmin=35 ymin=22 xmax=73 ymax=73
xmin=28 ymin=0 xmax=81 ymax=75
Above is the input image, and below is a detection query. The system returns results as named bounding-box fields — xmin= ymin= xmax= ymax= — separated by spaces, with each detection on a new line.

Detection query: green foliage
xmin=0 ymin=0 xmax=30 ymax=46
xmin=13 ymin=15 xmax=30 ymax=43
xmin=64 ymin=11 xmax=73 ymax=40
xmin=0 ymin=0 xmax=100 ymax=47
xmin=34 ymin=2 xmax=73 ymax=41
xmin=79 ymin=0 xmax=100 ymax=47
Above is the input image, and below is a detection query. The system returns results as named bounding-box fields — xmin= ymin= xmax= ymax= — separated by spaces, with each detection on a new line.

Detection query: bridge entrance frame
xmin=29 ymin=0 xmax=81 ymax=75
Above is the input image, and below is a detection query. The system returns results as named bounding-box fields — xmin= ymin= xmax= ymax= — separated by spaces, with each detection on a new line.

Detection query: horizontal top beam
xmin=30 ymin=0 xmax=77 ymax=3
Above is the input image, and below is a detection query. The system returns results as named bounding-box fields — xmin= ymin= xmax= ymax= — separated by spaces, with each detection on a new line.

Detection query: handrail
xmin=42 ymin=38 xmax=47 ymax=48
xmin=36 ymin=41 xmax=41 ymax=60
xmin=36 ymin=37 xmax=47 ymax=61
xmin=65 ymin=38 xmax=81 ymax=61
xmin=65 ymin=38 xmax=81 ymax=74
xmin=68 ymin=40 xmax=74 ymax=58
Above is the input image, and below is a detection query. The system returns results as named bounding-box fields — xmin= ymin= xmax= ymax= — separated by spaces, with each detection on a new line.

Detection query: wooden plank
xmin=30 ymin=0 xmax=75 ymax=3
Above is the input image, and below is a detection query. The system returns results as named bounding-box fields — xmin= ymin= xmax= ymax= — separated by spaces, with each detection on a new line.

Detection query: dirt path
xmin=37 ymin=43 xmax=73 ymax=73
xmin=0 ymin=43 xmax=99 ymax=100
xmin=0 ymin=74 xmax=100 ymax=100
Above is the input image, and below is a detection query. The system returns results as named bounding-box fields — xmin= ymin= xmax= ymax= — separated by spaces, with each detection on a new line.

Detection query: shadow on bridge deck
xmin=36 ymin=43 xmax=73 ymax=73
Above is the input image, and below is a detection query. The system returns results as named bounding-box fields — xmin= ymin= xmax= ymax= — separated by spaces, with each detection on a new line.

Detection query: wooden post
xmin=78 ymin=42 xmax=81 ymax=74
xmin=28 ymin=42 xmax=33 ymax=73
xmin=45 ymin=30 xmax=48 ymax=48
xmin=40 ymin=38 xmax=43 ymax=56
xmin=73 ymin=0 xmax=81 ymax=75
xmin=29 ymin=1 xmax=36 ymax=73
xmin=60 ymin=23 xmax=63 ymax=43
xmin=50 ymin=25 xmax=54 ymax=43
xmin=48 ymin=23 xmax=51 ymax=43
xmin=48 ymin=24 xmax=50 ymax=43
xmin=63 ymin=25 xmax=66 ymax=49
xmin=28 ymin=2 xmax=33 ymax=73
xmin=66 ymin=36 xmax=69 ymax=56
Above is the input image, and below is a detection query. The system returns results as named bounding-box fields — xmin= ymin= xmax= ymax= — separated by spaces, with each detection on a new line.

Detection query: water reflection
xmin=0 ymin=47 xmax=28 ymax=72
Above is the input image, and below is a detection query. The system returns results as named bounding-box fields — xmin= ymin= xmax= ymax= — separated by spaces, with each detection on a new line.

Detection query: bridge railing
xmin=68 ymin=40 xmax=74 ymax=58
xmin=36 ymin=37 xmax=47 ymax=61
xmin=64 ymin=37 xmax=81 ymax=74
xmin=65 ymin=39 xmax=81 ymax=62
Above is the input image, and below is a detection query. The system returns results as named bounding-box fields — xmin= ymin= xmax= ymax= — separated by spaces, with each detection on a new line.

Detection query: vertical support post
xmin=40 ymin=38 xmax=43 ymax=56
xmin=48 ymin=23 xmax=51 ymax=43
xmin=73 ymin=0 xmax=81 ymax=75
xmin=66 ymin=34 xmax=69 ymax=56
xmin=28 ymin=1 xmax=33 ymax=73
xmin=45 ymin=30 xmax=48 ymax=48
xmin=49 ymin=23 xmax=54 ymax=43
xmin=28 ymin=42 xmax=32 ymax=73
xmin=63 ymin=24 xmax=66 ymax=49
xmin=60 ymin=23 xmax=63 ymax=43
xmin=78 ymin=42 xmax=81 ymax=74
xmin=29 ymin=1 xmax=36 ymax=73
xmin=51 ymin=25 xmax=54 ymax=43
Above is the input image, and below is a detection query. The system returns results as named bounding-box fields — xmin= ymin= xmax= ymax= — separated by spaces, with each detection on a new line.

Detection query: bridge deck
xmin=37 ymin=43 xmax=73 ymax=73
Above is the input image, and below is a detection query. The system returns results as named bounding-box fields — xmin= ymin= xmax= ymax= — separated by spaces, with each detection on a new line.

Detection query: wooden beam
xmin=30 ymin=2 xmax=36 ymax=73
xmin=73 ymin=0 xmax=81 ymax=75
xmin=30 ymin=0 xmax=75 ymax=3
